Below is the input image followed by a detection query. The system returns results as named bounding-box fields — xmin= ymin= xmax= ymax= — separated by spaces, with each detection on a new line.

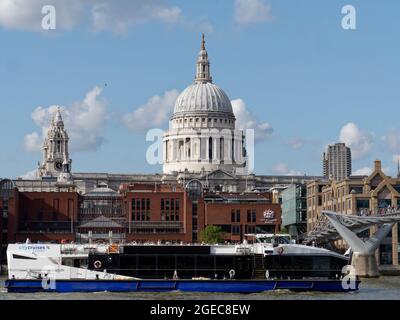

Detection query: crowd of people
xmin=357 ymin=206 xmax=399 ymax=216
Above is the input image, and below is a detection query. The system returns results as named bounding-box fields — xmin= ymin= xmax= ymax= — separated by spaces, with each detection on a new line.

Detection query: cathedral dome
xmin=171 ymin=34 xmax=235 ymax=120
xmin=173 ymin=82 xmax=234 ymax=117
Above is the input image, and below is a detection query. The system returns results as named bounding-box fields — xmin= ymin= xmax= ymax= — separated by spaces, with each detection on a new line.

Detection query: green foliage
xmin=279 ymin=226 xmax=289 ymax=234
xmin=200 ymin=225 xmax=223 ymax=244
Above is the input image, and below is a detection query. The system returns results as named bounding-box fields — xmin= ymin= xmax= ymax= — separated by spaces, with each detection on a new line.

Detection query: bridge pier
xmin=320 ymin=211 xmax=399 ymax=278
xmin=351 ymin=252 xmax=379 ymax=278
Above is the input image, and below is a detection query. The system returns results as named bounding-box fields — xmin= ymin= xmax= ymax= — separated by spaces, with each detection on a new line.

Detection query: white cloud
xmin=382 ymin=128 xmax=400 ymax=152
xmin=18 ymin=169 xmax=38 ymax=180
xmin=0 ymin=0 xmax=182 ymax=33
xmin=352 ymin=167 xmax=372 ymax=176
xmin=0 ymin=0 xmax=84 ymax=31
xmin=286 ymin=139 xmax=304 ymax=150
xmin=353 ymin=165 xmax=391 ymax=176
xmin=272 ymin=163 xmax=303 ymax=176
xmin=24 ymin=132 xmax=43 ymax=152
xmin=339 ymin=122 xmax=373 ymax=160
xmin=24 ymin=86 xmax=108 ymax=153
xmin=91 ymin=0 xmax=182 ymax=33
xmin=393 ymin=154 xmax=400 ymax=165
xmin=122 ymin=90 xmax=179 ymax=133
xmin=234 ymin=0 xmax=272 ymax=25
xmin=185 ymin=17 xmax=214 ymax=33
xmin=231 ymin=99 xmax=273 ymax=143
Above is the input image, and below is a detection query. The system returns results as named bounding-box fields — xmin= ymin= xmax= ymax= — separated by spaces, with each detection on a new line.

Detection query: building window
xmin=231 ymin=209 xmax=240 ymax=222
xmin=232 ymin=225 xmax=240 ymax=235
xmin=247 ymin=210 xmax=256 ymax=222
xmin=251 ymin=210 xmax=256 ymax=222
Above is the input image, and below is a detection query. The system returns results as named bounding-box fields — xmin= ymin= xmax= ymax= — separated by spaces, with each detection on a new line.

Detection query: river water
xmin=0 ymin=276 xmax=399 ymax=300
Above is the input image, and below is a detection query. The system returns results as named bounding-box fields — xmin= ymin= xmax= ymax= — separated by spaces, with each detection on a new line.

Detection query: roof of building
xmin=78 ymin=215 xmax=125 ymax=229
xmin=83 ymin=183 xmax=121 ymax=198
xmin=172 ymin=34 xmax=234 ymax=119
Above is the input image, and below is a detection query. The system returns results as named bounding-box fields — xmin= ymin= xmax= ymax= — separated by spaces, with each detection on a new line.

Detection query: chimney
xmin=374 ymin=159 xmax=381 ymax=171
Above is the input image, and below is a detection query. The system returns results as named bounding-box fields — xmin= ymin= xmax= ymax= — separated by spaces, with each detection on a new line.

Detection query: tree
xmin=279 ymin=226 xmax=289 ymax=234
xmin=200 ymin=225 xmax=223 ymax=244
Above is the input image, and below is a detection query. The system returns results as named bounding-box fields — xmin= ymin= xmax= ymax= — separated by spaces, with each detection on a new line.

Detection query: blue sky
xmin=1 ymin=0 xmax=400 ymax=178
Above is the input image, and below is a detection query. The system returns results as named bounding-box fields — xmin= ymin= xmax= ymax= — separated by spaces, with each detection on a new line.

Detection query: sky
xmin=1 ymin=0 xmax=400 ymax=179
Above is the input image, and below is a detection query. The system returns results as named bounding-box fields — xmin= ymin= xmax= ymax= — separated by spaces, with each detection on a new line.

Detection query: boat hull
xmin=4 ymin=279 xmax=360 ymax=293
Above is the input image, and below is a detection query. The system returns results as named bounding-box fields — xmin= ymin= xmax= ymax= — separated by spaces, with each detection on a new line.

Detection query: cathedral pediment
xmin=202 ymin=169 xmax=237 ymax=180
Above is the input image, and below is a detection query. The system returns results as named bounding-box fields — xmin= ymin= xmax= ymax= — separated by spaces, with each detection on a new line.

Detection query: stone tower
xmin=38 ymin=107 xmax=72 ymax=178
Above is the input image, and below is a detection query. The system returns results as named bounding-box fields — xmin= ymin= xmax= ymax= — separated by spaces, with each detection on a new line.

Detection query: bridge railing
xmin=356 ymin=207 xmax=400 ymax=217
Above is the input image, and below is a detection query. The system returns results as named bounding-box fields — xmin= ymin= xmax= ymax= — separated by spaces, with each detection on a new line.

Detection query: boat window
xmin=12 ymin=254 xmax=37 ymax=260
xmin=257 ymin=237 xmax=272 ymax=244
xmin=276 ymin=237 xmax=290 ymax=244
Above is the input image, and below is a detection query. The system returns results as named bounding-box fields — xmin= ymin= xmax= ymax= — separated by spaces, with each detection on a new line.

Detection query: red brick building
xmin=0 ymin=180 xmax=281 ymax=264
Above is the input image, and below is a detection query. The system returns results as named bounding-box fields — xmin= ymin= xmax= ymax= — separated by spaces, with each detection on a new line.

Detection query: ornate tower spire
xmin=195 ymin=33 xmax=212 ymax=83
xmin=53 ymin=106 xmax=64 ymax=127
xmin=37 ymin=107 xmax=72 ymax=178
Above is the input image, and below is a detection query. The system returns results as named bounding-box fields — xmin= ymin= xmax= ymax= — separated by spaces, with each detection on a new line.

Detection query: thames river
xmin=0 ymin=276 xmax=399 ymax=300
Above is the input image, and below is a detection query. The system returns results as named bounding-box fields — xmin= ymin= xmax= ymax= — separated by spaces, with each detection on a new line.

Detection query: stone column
xmin=351 ymin=252 xmax=380 ymax=278
xmin=392 ymin=223 xmax=399 ymax=266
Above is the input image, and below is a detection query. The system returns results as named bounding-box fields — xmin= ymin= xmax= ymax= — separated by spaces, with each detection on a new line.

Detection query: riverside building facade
xmin=0 ymin=180 xmax=281 ymax=260
xmin=307 ymin=160 xmax=400 ymax=269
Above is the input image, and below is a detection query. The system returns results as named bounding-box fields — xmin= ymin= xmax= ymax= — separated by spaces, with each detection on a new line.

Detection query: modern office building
xmin=323 ymin=143 xmax=352 ymax=180
xmin=281 ymin=184 xmax=307 ymax=239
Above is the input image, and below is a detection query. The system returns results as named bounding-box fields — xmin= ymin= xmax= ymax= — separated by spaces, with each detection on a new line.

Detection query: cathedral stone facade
xmin=163 ymin=35 xmax=246 ymax=175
